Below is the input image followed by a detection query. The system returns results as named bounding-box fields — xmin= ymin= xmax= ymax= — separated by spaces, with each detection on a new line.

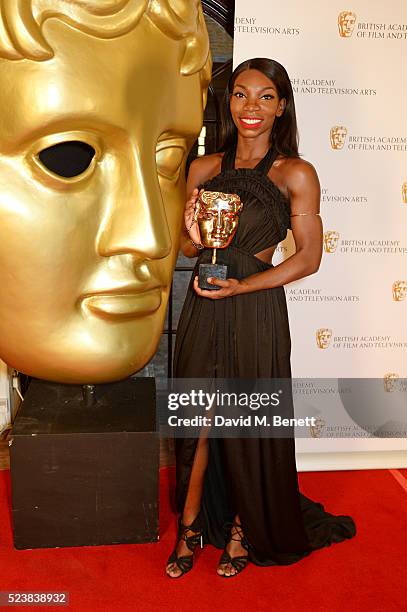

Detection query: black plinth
xmin=198 ymin=262 xmax=228 ymax=290
xmin=10 ymin=377 xmax=158 ymax=550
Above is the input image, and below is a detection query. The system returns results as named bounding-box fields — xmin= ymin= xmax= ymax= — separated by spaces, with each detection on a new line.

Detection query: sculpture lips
xmin=84 ymin=287 xmax=162 ymax=319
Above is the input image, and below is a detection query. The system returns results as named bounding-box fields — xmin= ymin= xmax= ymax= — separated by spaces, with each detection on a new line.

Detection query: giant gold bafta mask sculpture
xmin=0 ymin=0 xmax=211 ymax=383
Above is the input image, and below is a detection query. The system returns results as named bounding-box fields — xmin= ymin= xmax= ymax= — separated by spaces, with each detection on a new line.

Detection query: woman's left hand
xmin=193 ymin=275 xmax=242 ymax=299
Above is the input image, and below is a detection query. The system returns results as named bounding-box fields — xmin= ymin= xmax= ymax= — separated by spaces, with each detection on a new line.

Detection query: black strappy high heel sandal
xmin=166 ymin=512 xmax=204 ymax=578
xmin=217 ymin=520 xmax=250 ymax=578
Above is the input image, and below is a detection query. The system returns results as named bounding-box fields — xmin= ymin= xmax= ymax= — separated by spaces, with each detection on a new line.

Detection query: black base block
xmin=10 ymin=377 xmax=158 ymax=550
xmin=198 ymin=263 xmax=228 ymax=290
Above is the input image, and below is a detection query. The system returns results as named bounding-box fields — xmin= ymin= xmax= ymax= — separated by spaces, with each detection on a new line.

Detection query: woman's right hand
xmin=184 ymin=188 xmax=202 ymax=246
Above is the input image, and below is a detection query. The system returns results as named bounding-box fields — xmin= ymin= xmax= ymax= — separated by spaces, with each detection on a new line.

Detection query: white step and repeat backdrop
xmin=234 ymin=0 xmax=407 ymax=467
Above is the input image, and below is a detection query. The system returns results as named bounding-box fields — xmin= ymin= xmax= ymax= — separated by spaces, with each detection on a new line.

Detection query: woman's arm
xmin=180 ymin=199 xmax=200 ymax=258
xmin=194 ymin=159 xmax=323 ymax=298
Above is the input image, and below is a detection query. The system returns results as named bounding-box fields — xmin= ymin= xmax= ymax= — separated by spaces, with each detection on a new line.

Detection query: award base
xmin=198 ymin=263 xmax=227 ymax=291
xmin=10 ymin=377 xmax=158 ymax=549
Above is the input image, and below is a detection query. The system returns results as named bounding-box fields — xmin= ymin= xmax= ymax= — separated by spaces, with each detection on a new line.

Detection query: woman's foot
xmin=217 ymin=520 xmax=249 ymax=577
xmin=166 ymin=514 xmax=204 ymax=578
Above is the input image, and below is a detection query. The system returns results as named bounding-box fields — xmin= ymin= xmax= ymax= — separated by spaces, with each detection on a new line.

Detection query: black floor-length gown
xmin=173 ymin=143 xmax=356 ymax=566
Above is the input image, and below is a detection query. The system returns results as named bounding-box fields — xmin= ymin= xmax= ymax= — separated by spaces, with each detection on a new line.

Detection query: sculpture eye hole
xmin=38 ymin=141 xmax=96 ymax=178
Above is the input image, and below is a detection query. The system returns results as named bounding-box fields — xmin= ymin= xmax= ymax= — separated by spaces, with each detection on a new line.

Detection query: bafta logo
xmin=383 ymin=373 xmax=400 ymax=393
xmin=316 ymin=328 xmax=332 ymax=349
xmin=330 ymin=126 xmax=347 ymax=150
xmin=338 ymin=11 xmax=357 ymax=37
xmin=402 ymin=182 xmax=407 ymax=203
xmin=310 ymin=416 xmax=326 ymax=438
xmin=323 ymin=231 xmax=340 ymax=253
xmin=392 ymin=281 xmax=407 ymax=301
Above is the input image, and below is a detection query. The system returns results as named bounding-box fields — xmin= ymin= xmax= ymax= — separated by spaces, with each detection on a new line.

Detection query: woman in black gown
xmin=166 ymin=58 xmax=356 ymax=578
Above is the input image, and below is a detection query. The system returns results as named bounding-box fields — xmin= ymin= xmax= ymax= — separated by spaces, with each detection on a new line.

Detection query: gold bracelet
xmin=290 ymin=212 xmax=321 ymax=216
xmin=189 ymin=238 xmax=204 ymax=250
xmin=185 ymin=215 xmax=204 ymax=249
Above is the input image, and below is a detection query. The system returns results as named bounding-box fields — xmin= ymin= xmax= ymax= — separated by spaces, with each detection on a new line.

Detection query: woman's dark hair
xmin=219 ymin=58 xmax=299 ymax=158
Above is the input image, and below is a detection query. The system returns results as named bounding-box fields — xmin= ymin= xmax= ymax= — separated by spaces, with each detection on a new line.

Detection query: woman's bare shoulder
xmin=278 ymin=156 xmax=318 ymax=177
xmin=277 ymin=156 xmax=320 ymax=191
xmin=188 ymin=152 xmax=224 ymax=185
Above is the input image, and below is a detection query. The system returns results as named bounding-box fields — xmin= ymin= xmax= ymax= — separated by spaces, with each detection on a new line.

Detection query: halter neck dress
xmin=172 ymin=143 xmax=356 ymax=566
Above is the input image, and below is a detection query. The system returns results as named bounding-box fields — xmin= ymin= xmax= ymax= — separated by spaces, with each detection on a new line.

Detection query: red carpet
xmin=0 ymin=466 xmax=406 ymax=612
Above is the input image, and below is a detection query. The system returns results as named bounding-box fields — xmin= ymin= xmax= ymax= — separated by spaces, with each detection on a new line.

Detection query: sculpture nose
xmin=97 ymin=146 xmax=172 ymax=261
xmin=214 ymin=209 xmax=226 ymax=231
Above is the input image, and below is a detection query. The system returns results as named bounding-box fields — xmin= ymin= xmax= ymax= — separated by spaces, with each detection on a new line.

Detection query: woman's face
xmin=229 ymin=69 xmax=285 ymax=139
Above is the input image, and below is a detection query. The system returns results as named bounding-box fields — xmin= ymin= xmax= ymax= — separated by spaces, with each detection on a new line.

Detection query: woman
xmin=166 ymin=58 xmax=356 ymax=578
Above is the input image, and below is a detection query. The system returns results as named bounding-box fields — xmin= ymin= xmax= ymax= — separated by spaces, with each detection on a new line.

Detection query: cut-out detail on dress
xmin=253 ymin=243 xmax=279 ymax=265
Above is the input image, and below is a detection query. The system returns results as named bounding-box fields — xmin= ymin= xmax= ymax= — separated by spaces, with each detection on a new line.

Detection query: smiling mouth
xmin=239 ymin=117 xmax=263 ymax=129
xmin=82 ymin=286 xmax=162 ymax=320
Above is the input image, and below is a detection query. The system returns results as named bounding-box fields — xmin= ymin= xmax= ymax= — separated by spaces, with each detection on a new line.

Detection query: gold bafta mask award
xmin=194 ymin=190 xmax=243 ymax=290
xmin=0 ymin=0 xmax=211 ymax=384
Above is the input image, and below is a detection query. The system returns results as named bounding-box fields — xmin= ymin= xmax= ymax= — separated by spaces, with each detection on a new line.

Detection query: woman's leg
xmin=166 ymin=434 xmax=209 ymax=577
xmin=182 ymin=434 xmax=209 ymax=524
